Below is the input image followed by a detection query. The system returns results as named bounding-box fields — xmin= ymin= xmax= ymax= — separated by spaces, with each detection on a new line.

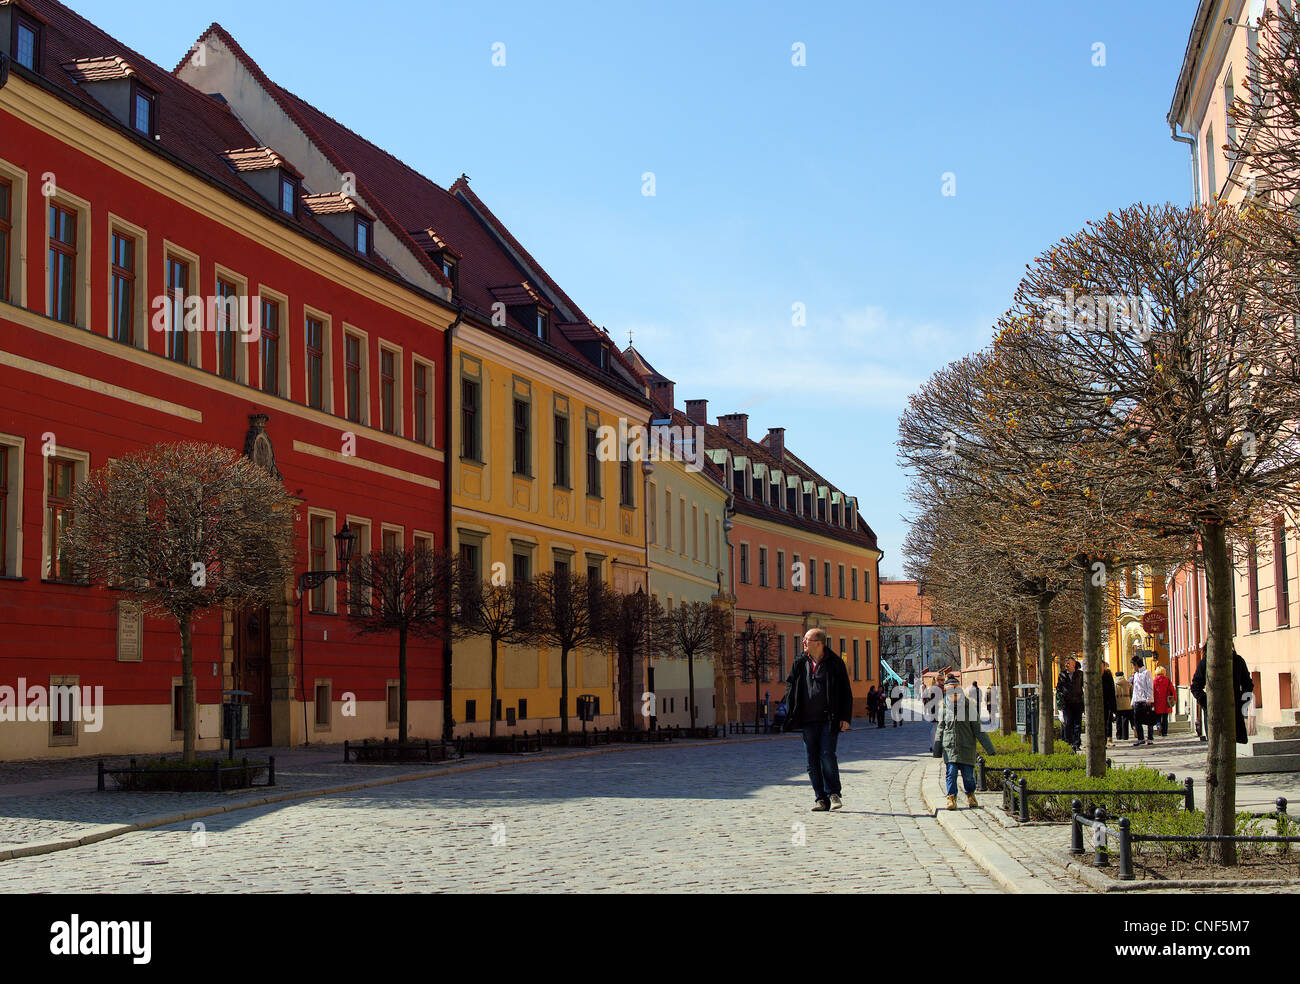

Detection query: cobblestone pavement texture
xmin=0 ymin=725 xmax=1016 ymax=893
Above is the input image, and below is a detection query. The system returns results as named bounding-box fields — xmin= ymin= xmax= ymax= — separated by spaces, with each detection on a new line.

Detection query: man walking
xmin=1130 ymin=655 xmax=1154 ymax=747
xmin=1057 ymin=658 xmax=1085 ymax=751
xmin=780 ymin=628 xmax=854 ymax=811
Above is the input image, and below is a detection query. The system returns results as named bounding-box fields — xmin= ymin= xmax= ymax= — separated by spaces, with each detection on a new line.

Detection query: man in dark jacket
xmin=780 ymin=627 xmax=854 ymax=811
xmin=1101 ymin=663 xmax=1117 ymax=746
xmin=1057 ymin=658 xmax=1085 ymax=751
xmin=1190 ymin=651 xmax=1254 ymax=745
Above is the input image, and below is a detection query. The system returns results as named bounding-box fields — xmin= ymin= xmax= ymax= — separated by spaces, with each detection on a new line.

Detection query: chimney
xmin=653 ymin=379 xmax=675 ymax=413
xmin=685 ymin=399 xmax=708 ymax=425
xmin=766 ymin=427 xmax=785 ymax=462
xmin=718 ymin=412 xmax=748 ymax=441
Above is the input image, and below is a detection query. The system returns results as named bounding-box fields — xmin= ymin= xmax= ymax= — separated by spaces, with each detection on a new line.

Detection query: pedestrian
xmin=1153 ymin=665 xmax=1175 ymax=738
xmin=891 ymin=684 xmax=904 ymax=726
xmin=1057 ymin=658 xmax=1085 ymax=751
xmin=1102 ymin=662 xmax=1117 ymax=747
xmin=1114 ymin=669 xmax=1132 ymax=742
xmin=779 ymin=627 xmax=854 ymax=811
xmin=936 ymin=675 xmax=996 ymax=810
xmin=1190 ymin=650 xmax=1256 ymax=745
xmin=876 ymin=686 xmax=888 ymax=728
xmin=866 ymin=686 xmax=880 ymax=729
xmin=1130 ymin=655 xmax=1154 ymax=746
xmin=1190 ymin=653 xmax=1207 ymax=741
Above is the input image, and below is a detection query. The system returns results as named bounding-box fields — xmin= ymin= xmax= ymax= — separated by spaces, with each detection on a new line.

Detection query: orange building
xmin=695 ymin=407 xmax=881 ymax=721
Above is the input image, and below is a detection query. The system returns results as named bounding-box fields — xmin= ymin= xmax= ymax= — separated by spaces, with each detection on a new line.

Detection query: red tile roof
xmin=13 ymin=1 xmax=406 ymax=284
xmin=221 ymin=146 xmax=302 ymax=177
xmin=182 ymin=23 xmax=648 ymax=406
xmin=300 ymin=192 xmax=374 ymax=219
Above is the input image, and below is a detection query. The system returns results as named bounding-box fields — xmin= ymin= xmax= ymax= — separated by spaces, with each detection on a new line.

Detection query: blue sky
xmin=79 ymin=0 xmax=1196 ymax=575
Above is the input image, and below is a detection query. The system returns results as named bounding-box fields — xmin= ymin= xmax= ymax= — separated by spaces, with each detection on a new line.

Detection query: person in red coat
xmin=1153 ymin=665 xmax=1175 ymax=738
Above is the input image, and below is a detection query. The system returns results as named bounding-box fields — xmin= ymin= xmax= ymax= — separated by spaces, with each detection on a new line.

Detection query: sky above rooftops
xmin=76 ymin=0 xmax=1194 ymax=575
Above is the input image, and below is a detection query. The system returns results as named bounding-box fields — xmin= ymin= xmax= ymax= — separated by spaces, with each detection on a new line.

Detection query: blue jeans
xmin=801 ymin=719 xmax=841 ymax=802
xmin=945 ymin=762 xmax=976 ymax=796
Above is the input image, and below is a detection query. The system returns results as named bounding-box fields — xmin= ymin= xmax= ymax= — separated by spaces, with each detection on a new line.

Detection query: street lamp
xmin=737 ymin=615 xmax=757 ymax=729
xmin=295 ymin=522 xmax=358 ymax=745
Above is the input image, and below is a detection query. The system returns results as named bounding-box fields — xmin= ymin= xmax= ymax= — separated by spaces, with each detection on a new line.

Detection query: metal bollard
xmin=97 ymin=760 xmax=105 ymax=793
xmin=1070 ymin=799 xmax=1085 ymax=855
xmin=1018 ymin=777 xmax=1030 ymax=823
xmin=1094 ymin=807 xmax=1110 ymax=867
xmin=1277 ymin=797 xmax=1290 ymax=843
xmin=268 ymin=755 xmax=276 ymax=786
xmin=1118 ymin=817 xmax=1134 ymax=880
xmin=1184 ymin=777 xmax=1195 ymax=812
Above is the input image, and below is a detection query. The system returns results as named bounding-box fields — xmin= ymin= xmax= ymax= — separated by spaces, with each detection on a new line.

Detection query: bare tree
xmin=455 ymin=574 xmax=540 ymax=737
xmin=65 ymin=443 xmax=294 ymax=762
xmin=532 ymin=570 xmax=614 ymax=735
xmin=725 ymin=619 xmax=780 ymax=726
xmin=602 ymin=589 xmax=664 ymax=730
xmin=660 ymin=601 xmax=729 ymax=731
xmin=347 ymin=545 xmax=460 ymax=743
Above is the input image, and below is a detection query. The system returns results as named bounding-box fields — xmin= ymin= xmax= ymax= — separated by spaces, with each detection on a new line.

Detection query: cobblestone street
xmin=0 ymin=726 xmax=1014 ymax=893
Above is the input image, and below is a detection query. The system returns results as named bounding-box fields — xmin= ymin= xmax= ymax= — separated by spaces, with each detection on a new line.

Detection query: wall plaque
xmin=117 ymin=600 xmax=143 ymax=662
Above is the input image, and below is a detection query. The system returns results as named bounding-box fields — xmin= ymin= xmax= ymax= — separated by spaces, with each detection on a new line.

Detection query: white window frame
xmin=46 ymin=188 xmax=92 ymax=331
xmin=42 ymin=446 xmax=90 ymax=581
xmin=0 ymin=433 xmax=25 ymax=577
xmin=303 ymin=305 xmax=334 ymax=412
xmin=0 ymin=158 xmax=29 ymax=309
xmin=307 ymin=507 xmax=340 ymax=614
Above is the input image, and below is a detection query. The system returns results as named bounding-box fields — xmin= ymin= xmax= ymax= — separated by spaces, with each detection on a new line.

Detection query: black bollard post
xmin=1018 ymin=777 xmax=1030 ymax=823
xmin=1184 ymin=777 xmax=1195 ymax=812
xmin=268 ymin=756 xmax=276 ymax=786
xmin=1094 ymin=807 xmax=1110 ymax=867
xmin=1118 ymin=817 xmax=1133 ymax=880
xmin=1070 ymin=799 xmax=1085 ymax=855
xmin=97 ymin=760 xmax=105 ymax=793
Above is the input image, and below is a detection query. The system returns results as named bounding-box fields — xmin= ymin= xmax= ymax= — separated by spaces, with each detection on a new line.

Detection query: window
xmin=586 ymin=427 xmax=601 ymax=496
xmin=355 ymin=217 xmax=372 ymax=256
xmin=758 ymin=546 xmax=767 ymax=587
xmin=1206 ymin=124 xmax=1218 ymax=199
xmin=838 ymin=564 xmax=846 ymax=599
xmin=164 ymin=254 xmax=190 ymax=362
xmin=679 ymin=498 xmax=686 ymax=554
xmin=461 ymin=378 xmax=480 ymax=459
xmin=620 ymin=452 xmax=633 ymax=507
xmin=691 ymin=505 xmax=698 ymax=559
xmin=853 ymin=640 xmax=860 ymax=681
xmin=793 ymin=553 xmax=801 ymax=592
xmin=49 ymin=204 xmax=77 ymax=325
xmin=346 ymin=521 xmax=371 ymax=613
xmin=414 ymin=362 xmax=431 ymax=444
xmin=1248 ymin=538 xmax=1260 ymax=632
xmin=663 ymin=488 xmax=672 ymax=551
xmin=1225 ymin=71 xmax=1237 ymax=162
xmin=46 ymin=457 xmax=77 ymax=581
xmin=383 ymin=528 xmax=399 ymax=553
xmin=778 ymin=635 xmax=786 ymax=680
xmin=554 ymin=555 xmax=569 ymax=576
xmin=810 ymin=558 xmax=817 ymax=594
xmin=865 ymin=639 xmax=872 ymax=679
xmin=554 ymin=414 xmax=569 ymax=487
xmin=309 ymin=515 xmax=328 ymax=612
xmin=13 ymin=13 xmax=40 ymax=71
xmin=315 ymin=682 xmax=332 ymax=728
xmin=279 ymin=174 xmax=298 ymax=217
xmin=513 ymin=552 xmax=531 ymax=583
xmin=739 ymin=543 xmax=749 ymax=584
xmin=172 ymin=684 xmax=185 ymax=734
xmin=110 ymin=232 xmax=135 ymax=345
xmin=0 ymin=445 xmax=10 ymax=576
xmin=464 ymin=699 xmax=476 ymax=723
xmin=863 ymin=570 xmax=871 ymax=603
xmin=818 ymin=496 xmax=826 ymax=522
xmin=459 ymin=539 xmax=481 ymax=582
xmin=1277 ymin=518 xmax=1291 ymax=628
xmin=346 ymin=334 xmax=363 ymax=424
xmin=851 ymin=567 xmax=858 ymax=601
xmin=216 ymin=278 xmax=239 ymax=380
xmin=777 ymin=550 xmax=785 ymax=589
xmin=536 ymin=309 xmax=547 ymax=341
xmin=260 ymin=298 xmax=280 ymax=395
xmin=441 ymin=255 xmax=458 ymax=291
xmin=306 ymin=316 xmax=324 ymax=409
xmin=518 ymin=698 xmax=527 ymax=720
xmin=513 ymin=399 xmax=530 ymax=475
xmin=130 ymin=85 xmax=155 ymax=137
xmin=0 ymin=178 xmax=12 ymax=303
xmin=381 ymin=349 xmax=396 ymax=434
xmin=787 ymin=485 xmax=796 ymax=512
xmin=804 ymin=490 xmax=812 ymax=516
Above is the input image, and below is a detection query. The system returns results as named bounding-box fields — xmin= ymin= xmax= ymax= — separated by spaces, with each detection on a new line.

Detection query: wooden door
xmin=233 ymin=607 xmax=272 ymax=747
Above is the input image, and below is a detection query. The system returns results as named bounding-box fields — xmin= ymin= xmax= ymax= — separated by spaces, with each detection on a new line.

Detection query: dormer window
xmin=441 ymin=255 xmax=457 ymax=290
xmin=355 ymin=216 xmax=372 ymax=256
xmin=13 ymin=13 xmax=40 ymax=71
xmin=279 ymin=173 xmax=299 ymax=217
xmin=130 ymin=83 xmax=155 ymax=137
xmin=536 ymin=309 xmax=547 ymax=341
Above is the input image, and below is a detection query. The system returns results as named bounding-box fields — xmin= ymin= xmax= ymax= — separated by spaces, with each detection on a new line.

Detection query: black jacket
xmin=1102 ymin=671 xmax=1116 ymax=714
xmin=1191 ymin=653 xmax=1254 ymax=744
xmin=1057 ymin=668 xmax=1085 ymax=708
xmin=780 ymin=651 xmax=854 ymax=731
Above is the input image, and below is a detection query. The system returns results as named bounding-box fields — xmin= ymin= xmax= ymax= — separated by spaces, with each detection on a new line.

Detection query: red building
xmin=0 ymin=0 xmax=455 ymax=757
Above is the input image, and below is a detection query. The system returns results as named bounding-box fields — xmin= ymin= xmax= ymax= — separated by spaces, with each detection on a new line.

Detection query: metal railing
xmin=98 ymin=756 xmax=275 ymax=792
xmin=1004 ymin=771 xmax=1193 ymax=822
xmin=343 ymin=738 xmax=462 ymax=763
xmin=1070 ymin=797 xmax=1296 ymax=880
xmin=976 ymin=757 xmax=1109 ymax=792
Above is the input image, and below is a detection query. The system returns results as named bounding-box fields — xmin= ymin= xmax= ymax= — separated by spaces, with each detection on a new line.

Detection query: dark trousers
xmin=1115 ymin=709 xmax=1131 ymax=740
xmin=1105 ymin=710 xmax=1114 ymax=740
xmin=1133 ymin=703 xmax=1153 ymax=741
xmin=876 ymin=706 xmax=886 ymax=728
xmin=801 ymin=719 xmax=841 ymax=802
xmin=1158 ymin=713 xmax=1169 ymax=737
xmin=1062 ymin=702 xmax=1084 ymax=748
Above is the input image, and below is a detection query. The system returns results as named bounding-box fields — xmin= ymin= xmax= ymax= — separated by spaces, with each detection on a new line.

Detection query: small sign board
xmin=116 ymin=601 xmax=143 ymax=662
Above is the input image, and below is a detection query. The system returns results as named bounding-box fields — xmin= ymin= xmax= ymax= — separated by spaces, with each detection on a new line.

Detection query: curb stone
xmin=0 ymin=733 xmax=796 ymax=863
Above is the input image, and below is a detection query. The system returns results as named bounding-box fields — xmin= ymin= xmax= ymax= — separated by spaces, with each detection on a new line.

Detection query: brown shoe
xmin=945 ymin=794 xmax=958 ymax=811
xmin=966 ymin=792 xmax=979 ymax=808
xmin=811 ymin=799 xmax=830 ymax=812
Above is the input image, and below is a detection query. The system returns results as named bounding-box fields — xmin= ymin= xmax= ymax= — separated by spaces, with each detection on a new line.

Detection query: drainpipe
xmin=1170 ymin=123 xmax=1201 ymax=207
xmin=443 ymin=304 xmax=466 ymax=742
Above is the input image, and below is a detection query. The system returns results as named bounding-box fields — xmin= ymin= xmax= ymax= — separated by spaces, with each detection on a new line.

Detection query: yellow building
xmin=1106 ymin=566 xmax=1169 ymax=678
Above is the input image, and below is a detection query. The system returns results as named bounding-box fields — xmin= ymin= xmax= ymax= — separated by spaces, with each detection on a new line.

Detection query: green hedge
xmin=106 ymin=757 xmax=269 ymax=792
xmin=1128 ymin=809 xmax=1299 ymax=861
xmin=1008 ymin=767 xmax=1183 ymax=821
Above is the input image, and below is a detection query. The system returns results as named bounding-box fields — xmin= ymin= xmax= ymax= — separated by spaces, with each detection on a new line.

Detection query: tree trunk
xmin=686 ymin=648 xmax=696 ymax=732
xmin=442 ymin=637 xmax=454 ymax=742
xmin=489 ymin=635 xmax=499 ymax=739
xmin=179 ymin=613 xmax=196 ymax=763
xmin=753 ymin=663 xmax=762 ymax=728
xmin=1037 ymin=592 xmax=1055 ymax=755
xmin=999 ymin=626 xmax=1016 ymax=736
xmin=1200 ymin=521 xmax=1238 ymax=866
xmin=560 ymin=644 xmax=570 ymax=735
xmin=399 ymin=624 xmax=409 ymax=744
xmin=1081 ymin=558 xmax=1107 ymax=778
